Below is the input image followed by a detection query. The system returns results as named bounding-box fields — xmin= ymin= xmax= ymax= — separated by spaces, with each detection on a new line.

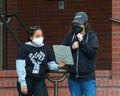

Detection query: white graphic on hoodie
xmin=29 ymin=51 xmax=45 ymax=74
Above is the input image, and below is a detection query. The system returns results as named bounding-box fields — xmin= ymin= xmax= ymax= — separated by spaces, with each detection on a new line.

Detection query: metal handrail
xmin=0 ymin=13 xmax=29 ymax=46
xmin=109 ymin=17 xmax=120 ymax=24
xmin=46 ymin=69 xmax=68 ymax=96
xmin=0 ymin=15 xmax=22 ymax=46
xmin=5 ymin=14 xmax=29 ymax=34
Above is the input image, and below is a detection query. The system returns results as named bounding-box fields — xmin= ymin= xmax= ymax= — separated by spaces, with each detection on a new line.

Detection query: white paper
xmin=53 ymin=45 xmax=74 ymax=65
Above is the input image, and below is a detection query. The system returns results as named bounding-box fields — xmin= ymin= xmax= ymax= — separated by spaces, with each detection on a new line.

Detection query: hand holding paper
xmin=53 ymin=45 xmax=74 ymax=65
xmin=58 ymin=60 xmax=66 ymax=68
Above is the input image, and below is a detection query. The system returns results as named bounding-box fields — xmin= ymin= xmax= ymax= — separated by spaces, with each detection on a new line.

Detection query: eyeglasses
xmin=30 ymin=26 xmax=41 ymax=30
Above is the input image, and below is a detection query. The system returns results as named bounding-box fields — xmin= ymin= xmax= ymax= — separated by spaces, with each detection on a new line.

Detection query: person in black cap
xmin=63 ymin=12 xmax=98 ymax=96
xmin=16 ymin=26 xmax=65 ymax=96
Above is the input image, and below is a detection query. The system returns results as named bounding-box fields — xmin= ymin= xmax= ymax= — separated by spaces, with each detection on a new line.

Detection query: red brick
xmin=3 ymin=0 xmax=120 ymax=96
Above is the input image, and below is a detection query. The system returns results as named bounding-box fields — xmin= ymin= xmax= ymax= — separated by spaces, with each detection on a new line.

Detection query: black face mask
xmin=72 ymin=26 xmax=83 ymax=35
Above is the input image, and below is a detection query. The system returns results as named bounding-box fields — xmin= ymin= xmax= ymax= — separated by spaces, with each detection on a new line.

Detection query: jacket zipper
xmin=75 ymin=33 xmax=88 ymax=78
xmin=72 ymin=33 xmax=79 ymax=78
xmin=76 ymin=48 xmax=79 ymax=78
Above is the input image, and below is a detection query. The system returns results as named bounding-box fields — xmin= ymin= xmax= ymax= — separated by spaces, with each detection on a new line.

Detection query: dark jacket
xmin=63 ymin=29 xmax=98 ymax=82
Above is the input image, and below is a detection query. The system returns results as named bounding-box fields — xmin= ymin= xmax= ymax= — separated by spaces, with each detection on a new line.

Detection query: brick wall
xmin=112 ymin=0 xmax=120 ymax=78
xmin=7 ymin=0 xmax=19 ymax=69
xmin=1 ymin=0 xmax=120 ymax=96
xmin=0 ymin=70 xmax=17 ymax=96
xmin=1 ymin=70 xmax=120 ymax=96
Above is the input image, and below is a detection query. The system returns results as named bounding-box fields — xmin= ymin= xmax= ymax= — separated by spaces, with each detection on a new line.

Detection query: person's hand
xmin=72 ymin=41 xmax=79 ymax=49
xmin=21 ymin=86 xmax=28 ymax=94
xmin=77 ymin=33 xmax=83 ymax=42
xmin=58 ymin=60 xmax=66 ymax=68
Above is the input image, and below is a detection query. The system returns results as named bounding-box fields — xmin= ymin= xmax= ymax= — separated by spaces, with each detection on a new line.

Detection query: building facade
xmin=0 ymin=0 xmax=120 ymax=96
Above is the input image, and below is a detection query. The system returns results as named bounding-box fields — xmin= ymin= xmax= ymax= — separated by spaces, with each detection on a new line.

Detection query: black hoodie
xmin=63 ymin=29 xmax=98 ymax=82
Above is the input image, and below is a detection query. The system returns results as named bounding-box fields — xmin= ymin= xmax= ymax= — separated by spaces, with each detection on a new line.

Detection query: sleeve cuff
xmin=47 ymin=61 xmax=59 ymax=70
xmin=20 ymin=80 xmax=27 ymax=87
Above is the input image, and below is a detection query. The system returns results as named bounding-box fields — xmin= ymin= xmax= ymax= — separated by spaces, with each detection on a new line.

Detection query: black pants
xmin=17 ymin=78 xmax=49 ymax=96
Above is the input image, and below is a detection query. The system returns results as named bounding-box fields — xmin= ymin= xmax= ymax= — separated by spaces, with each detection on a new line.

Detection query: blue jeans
xmin=68 ymin=77 xmax=96 ymax=96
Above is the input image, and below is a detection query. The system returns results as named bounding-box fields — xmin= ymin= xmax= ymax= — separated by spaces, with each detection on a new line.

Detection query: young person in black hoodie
xmin=16 ymin=26 xmax=65 ymax=96
xmin=63 ymin=12 xmax=98 ymax=96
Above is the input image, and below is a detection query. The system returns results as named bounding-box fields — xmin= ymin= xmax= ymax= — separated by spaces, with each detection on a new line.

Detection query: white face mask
xmin=32 ymin=37 xmax=44 ymax=46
